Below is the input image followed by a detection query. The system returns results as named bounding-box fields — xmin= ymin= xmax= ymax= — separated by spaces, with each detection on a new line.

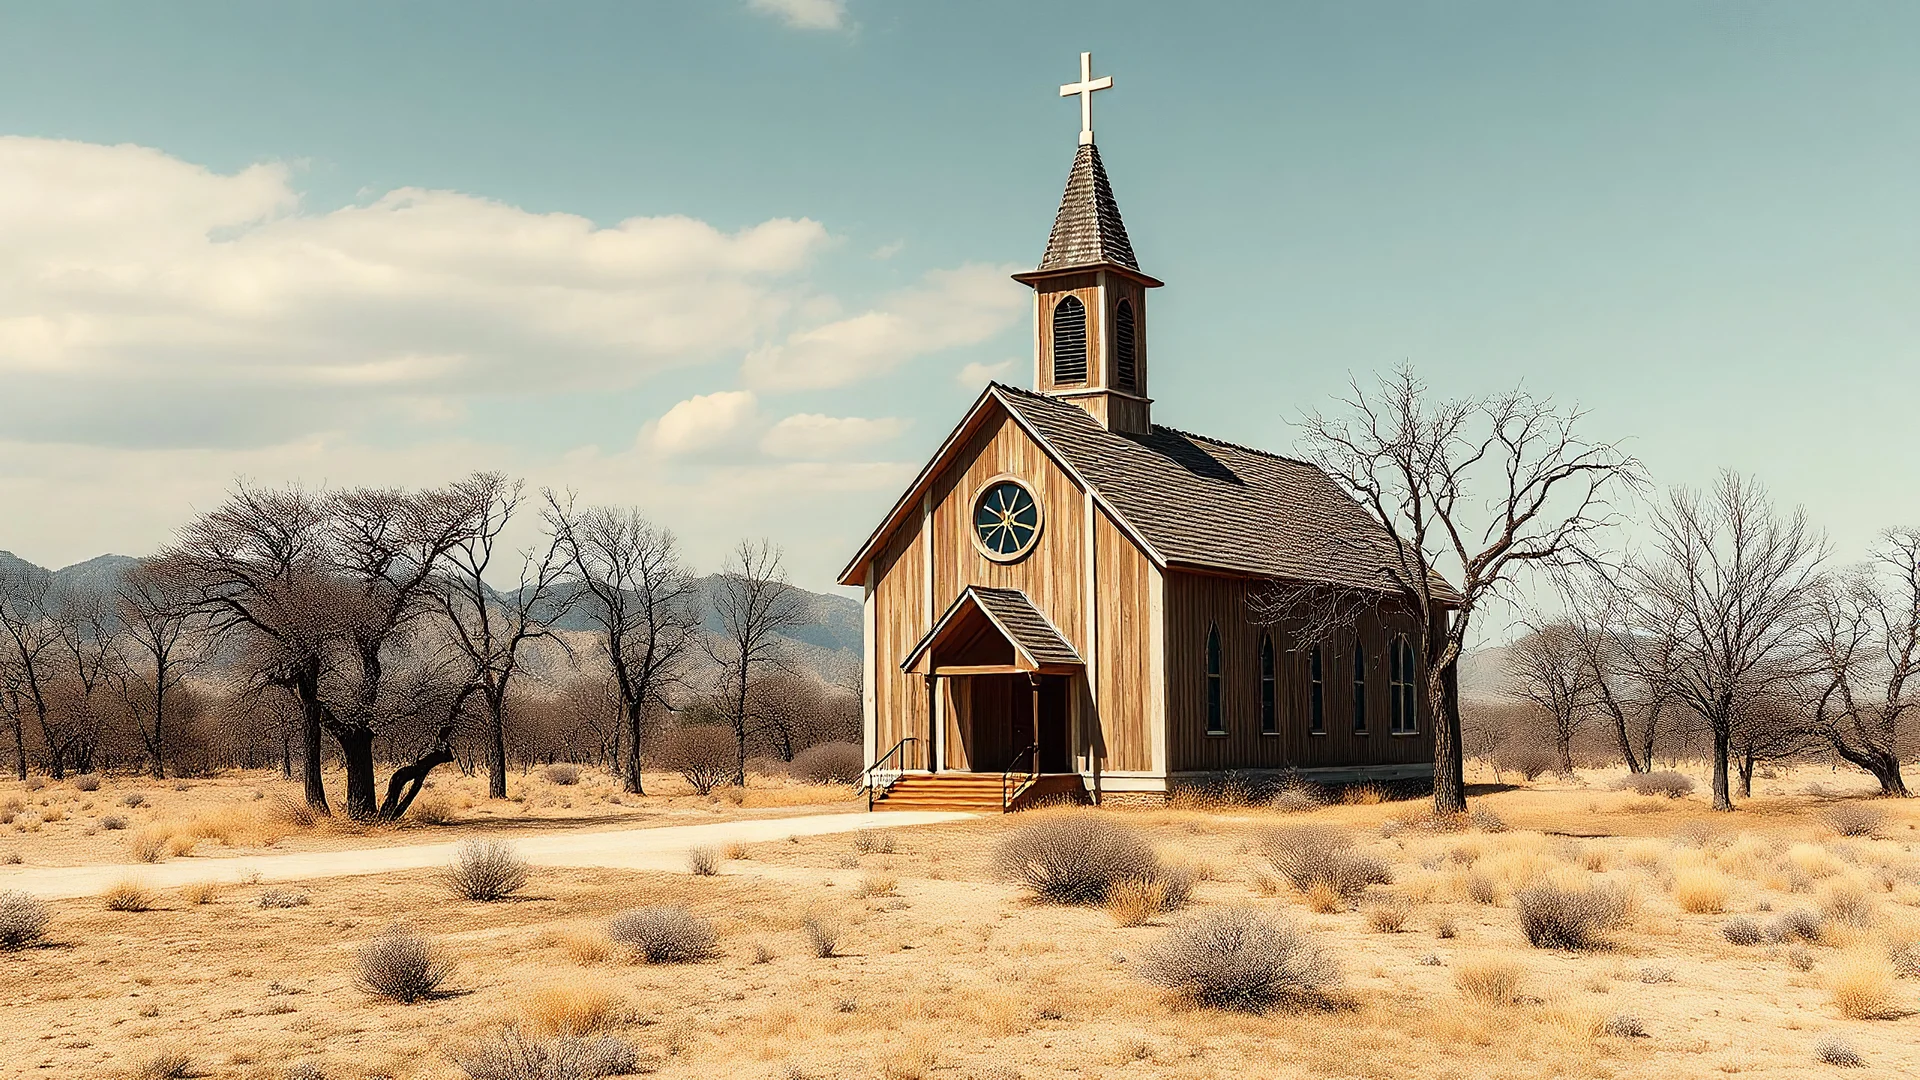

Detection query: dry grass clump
xmin=1454 ymin=955 xmax=1525 ymax=1006
xmin=853 ymin=872 xmax=899 ymax=899
xmin=258 ymin=888 xmax=310 ymax=909
xmin=1261 ymin=824 xmax=1391 ymax=905
xmin=1599 ymin=1012 xmax=1648 ymax=1038
xmin=852 ymin=829 xmax=897 ymax=855
xmin=355 ymin=923 xmax=454 ymax=1003
xmin=1819 ymin=881 xmax=1878 ymax=931
xmin=522 ymin=984 xmax=631 ymax=1036
xmin=103 ymin=879 xmax=156 ymax=912
xmin=71 ymin=773 xmax=102 ymax=792
xmin=1135 ymin=906 xmax=1340 ymax=1012
xmin=803 ymin=914 xmax=841 ymax=958
xmin=178 ymin=880 xmax=222 ymax=905
xmin=452 ymin=1027 xmax=641 ymax=1080
xmin=1829 ymin=948 xmax=1905 ymax=1019
xmin=0 ymin=890 xmax=49 ymax=949
xmin=99 ymin=814 xmax=129 ymax=830
xmin=607 ymin=906 xmax=718 ymax=964
xmin=441 ymin=839 xmax=531 ymax=901
xmin=686 ymin=846 xmax=719 ymax=876
xmin=543 ymin=763 xmax=581 ymax=786
xmin=284 ymin=1063 xmax=325 ymax=1080
xmin=1363 ymin=896 xmax=1411 ymax=933
xmin=992 ymin=811 xmax=1163 ymax=905
xmin=547 ymin=927 xmax=615 ymax=965
xmin=1613 ymin=771 xmax=1694 ymax=798
xmin=409 ymin=792 xmax=460 ymax=825
xmin=1671 ymin=864 xmax=1732 ymax=914
xmin=129 ymin=829 xmax=169 ymax=863
xmin=127 ymin=1050 xmax=197 ymax=1079
xmin=1514 ymin=880 xmax=1628 ymax=950
xmin=1721 ymin=916 xmax=1763 ymax=946
xmin=1769 ymin=908 xmax=1824 ymax=943
xmin=1823 ymin=802 xmax=1884 ymax=838
xmin=1814 ymin=1034 xmax=1866 ymax=1068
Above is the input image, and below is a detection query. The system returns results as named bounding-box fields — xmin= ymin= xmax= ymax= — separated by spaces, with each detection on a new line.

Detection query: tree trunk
xmin=623 ymin=699 xmax=646 ymax=796
xmin=1738 ymin=751 xmax=1756 ymax=799
xmin=733 ymin=666 xmax=750 ymax=787
xmin=378 ymin=741 xmax=453 ymax=820
xmin=486 ymin=693 xmax=508 ymax=800
xmin=1554 ymin=728 xmax=1576 ymax=777
xmin=1710 ymin=716 xmax=1733 ymax=811
xmin=150 ymin=678 xmax=167 ymax=780
xmin=1606 ymin=708 xmax=1643 ymax=774
xmin=1832 ymin=742 xmax=1911 ymax=798
xmin=336 ymin=727 xmax=379 ymax=820
xmin=1432 ymin=659 xmax=1466 ymax=814
xmin=8 ymin=714 xmax=23 ymax=781
xmin=280 ymin=730 xmax=293 ymax=780
xmin=301 ymin=696 xmax=329 ymax=813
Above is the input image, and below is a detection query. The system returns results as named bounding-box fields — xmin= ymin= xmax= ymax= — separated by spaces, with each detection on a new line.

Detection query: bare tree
xmin=1627 ymin=472 xmax=1826 ymax=811
xmin=110 ymin=559 xmax=209 ymax=779
xmin=1729 ymin=686 xmax=1818 ymax=798
xmin=434 ymin=475 xmax=577 ymax=799
xmin=551 ymin=498 xmax=701 ymax=795
xmin=1505 ymin=620 xmax=1600 ymax=776
xmin=45 ymin=586 xmax=122 ymax=776
xmin=1556 ymin=568 xmax=1683 ymax=773
xmin=1276 ymin=366 xmax=1642 ymax=813
xmin=706 ymin=539 xmax=806 ymax=786
xmin=0 ymin=564 xmax=58 ymax=779
xmin=1807 ymin=528 xmax=1920 ymax=796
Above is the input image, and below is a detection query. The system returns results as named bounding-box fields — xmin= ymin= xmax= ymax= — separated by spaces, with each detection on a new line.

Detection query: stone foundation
xmin=1093 ymin=789 xmax=1168 ymax=808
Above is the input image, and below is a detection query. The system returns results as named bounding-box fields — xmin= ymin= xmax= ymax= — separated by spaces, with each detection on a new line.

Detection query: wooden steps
xmin=873 ymin=772 xmax=1087 ymax=812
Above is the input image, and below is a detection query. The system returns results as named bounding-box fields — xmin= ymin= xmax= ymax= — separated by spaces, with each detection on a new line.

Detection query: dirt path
xmin=0 ymin=809 xmax=975 ymax=899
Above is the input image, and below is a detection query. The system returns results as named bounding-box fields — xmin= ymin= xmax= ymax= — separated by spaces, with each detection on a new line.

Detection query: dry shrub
xmin=1613 ymin=771 xmax=1694 ymax=798
xmin=1432 ymin=915 xmax=1458 ymax=939
xmin=1269 ymin=782 xmax=1328 ymax=813
xmin=453 ymin=1027 xmax=641 ymax=1080
xmin=991 ymin=811 xmax=1160 ymax=905
xmin=99 ymin=814 xmax=128 ymax=830
xmin=1672 ymin=865 xmax=1731 ymax=914
xmin=1823 ymin=803 xmax=1884 ymax=838
xmin=1768 ymin=908 xmax=1824 ymax=943
xmin=0 ymin=890 xmax=49 ymax=949
xmin=128 ymin=1051 xmax=197 ymax=1080
xmin=1600 ymin=1012 xmax=1648 ymax=1038
xmin=179 ymin=880 xmax=221 ymax=906
xmin=356 ymin=923 xmax=454 ymax=1002
xmin=544 ymin=763 xmax=581 ymax=786
xmin=1514 ymin=880 xmax=1628 ymax=950
xmin=686 ymin=846 xmax=719 ymax=876
xmin=1340 ymin=784 xmax=1387 ymax=806
xmin=269 ymin=793 xmax=317 ymax=829
xmin=258 ymin=888 xmax=310 ymax=909
xmin=128 ymin=829 xmax=168 ymax=863
xmin=1363 ymin=896 xmax=1411 ymax=933
xmin=71 ymin=773 xmax=101 ymax=792
xmin=103 ymin=879 xmax=156 ymax=912
xmin=803 ymin=914 xmax=841 ymax=958
xmin=1454 ymin=955 xmax=1525 ymax=1007
xmin=852 ymin=829 xmax=897 ymax=855
xmin=1261 ymin=824 xmax=1391 ymax=904
xmin=522 ymin=984 xmax=630 ymax=1036
xmin=410 ymin=792 xmax=460 ymax=825
xmin=1721 ymin=916 xmax=1763 ymax=946
xmin=441 ymin=839 xmax=530 ymax=901
xmin=723 ymin=841 xmax=749 ymax=860
xmin=1465 ymin=870 xmax=1499 ymax=905
xmin=656 ymin=726 xmax=736 ymax=795
xmin=1470 ymin=805 xmax=1508 ymax=833
xmin=1829 ymin=948 xmax=1904 ymax=1019
xmin=792 ymin=741 xmax=863 ymax=785
xmin=284 ymin=1063 xmax=325 ymax=1080
xmin=1302 ymin=881 xmax=1342 ymax=914
xmin=608 ymin=906 xmax=718 ymax=964
xmin=1820 ymin=881 xmax=1878 ymax=930
xmin=1814 ymin=1034 xmax=1866 ymax=1068
xmin=1135 ymin=906 xmax=1341 ymax=1012
xmin=854 ymin=872 xmax=898 ymax=899
xmin=121 ymin=791 xmax=147 ymax=807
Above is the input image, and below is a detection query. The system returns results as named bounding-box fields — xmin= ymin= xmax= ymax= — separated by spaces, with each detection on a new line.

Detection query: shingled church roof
xmin=1036 ymin=142 xmax=1141 ymax=273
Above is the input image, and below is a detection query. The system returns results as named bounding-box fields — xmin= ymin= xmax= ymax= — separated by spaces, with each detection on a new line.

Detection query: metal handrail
xmin=862 ymin=737 xmax=920 ymax=811
xmin=1002 ymin=741 xmax=1040 ymax=812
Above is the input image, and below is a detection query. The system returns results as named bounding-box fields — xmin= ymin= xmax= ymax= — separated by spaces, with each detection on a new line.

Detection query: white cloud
xmin=742 ymin=263 xmax=1025 ymax=391
xmin=0 ymin=136 xmax=829 ymax=447
xmin=957 ymin=359 xmax=1016 ymax=388
xmin=649 ymin=390 xmax=762 ymax=456
xmin=747 ymin=0 xmax=848 ymax=31
xmin=761 ymin=413 xmax=907 ymax=459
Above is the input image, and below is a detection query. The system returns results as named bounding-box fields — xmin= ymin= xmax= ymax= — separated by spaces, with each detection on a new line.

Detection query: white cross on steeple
xmin=1059 ymin=51 xmax=1112 ymax=147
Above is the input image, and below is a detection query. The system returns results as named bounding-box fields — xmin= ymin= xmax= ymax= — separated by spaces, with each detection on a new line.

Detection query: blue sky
xmin=1 ymin=1 xmax=1916 ymax=602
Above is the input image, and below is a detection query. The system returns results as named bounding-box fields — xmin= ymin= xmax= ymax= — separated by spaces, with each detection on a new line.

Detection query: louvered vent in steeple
xmin=1051 ymin=295 xmax=1087 ymax=383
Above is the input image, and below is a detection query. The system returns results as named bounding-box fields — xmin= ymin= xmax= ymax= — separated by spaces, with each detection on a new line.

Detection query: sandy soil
xmin=4 ymin=765 xmax=1920 ymax=1080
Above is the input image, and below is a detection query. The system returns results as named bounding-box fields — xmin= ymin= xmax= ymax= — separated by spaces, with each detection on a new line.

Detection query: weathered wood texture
xmin=1092 ymin=507 xmax=1155 ymax=771
xmin=1162 ymin=570 xmax=1435 ymax=772
xmin=869 ymin=512 xmax=928 ymax=766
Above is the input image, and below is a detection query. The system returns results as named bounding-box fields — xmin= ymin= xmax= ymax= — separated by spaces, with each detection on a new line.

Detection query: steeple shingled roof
xmin=1037 ymin=142 xmax=1140 ymax=273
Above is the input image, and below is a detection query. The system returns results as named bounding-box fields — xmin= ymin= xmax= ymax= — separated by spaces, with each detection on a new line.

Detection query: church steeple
xmin=1013 ymin=52 xmax=1162 ymax=436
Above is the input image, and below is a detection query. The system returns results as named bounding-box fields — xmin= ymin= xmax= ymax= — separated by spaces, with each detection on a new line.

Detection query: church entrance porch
xmin=949 ymin=672 xmax=1072 ymax=774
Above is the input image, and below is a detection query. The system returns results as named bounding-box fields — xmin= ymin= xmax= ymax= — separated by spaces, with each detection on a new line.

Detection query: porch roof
xmin=902 ymin=586 xmax=1084 ymax=676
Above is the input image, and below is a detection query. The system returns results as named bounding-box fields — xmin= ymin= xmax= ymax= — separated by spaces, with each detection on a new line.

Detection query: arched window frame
xmin=1259 ymin=633 xmax=1278 ymax=735
xmin=1352 ymin=640 xmax=1368 ymax=734
xmin=1308 ymin=645 xmax=1325 ymax=735
xmin=1204 ymin=624 xmax=1225 ymax=736
xmin=1113 ymin=298 xmax=1137 ymax=392
xmin=1390 ymin=635 xmax=1418 ymax=735
xmin=1051 ymin=295 xmax=1088 ymax=384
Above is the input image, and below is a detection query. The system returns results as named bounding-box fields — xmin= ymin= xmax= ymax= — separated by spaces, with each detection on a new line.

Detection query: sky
xmin=1 ymin=1 xmax=1917 ymax=603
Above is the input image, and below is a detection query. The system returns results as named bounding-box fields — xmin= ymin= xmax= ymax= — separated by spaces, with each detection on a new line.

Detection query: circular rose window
xmin=972 ymin=479 xmax=1041 ymax=561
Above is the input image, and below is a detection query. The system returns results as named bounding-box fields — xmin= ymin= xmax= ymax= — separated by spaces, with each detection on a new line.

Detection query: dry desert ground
xmin=2 ymin=764 xmax=1919 ymax=1080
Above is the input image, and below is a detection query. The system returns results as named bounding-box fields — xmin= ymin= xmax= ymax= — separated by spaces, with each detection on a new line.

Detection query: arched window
xmin=1308 ymin=645 xmax=1325 ymax=734
xmin=1352 ymin=641 xmax=1368 ymax=734
xmin=1204 ymin=625 xmax=1224 ymax=735
xmin=1390 ymin=636 xmax=1418 ymax=734
xmin=1259 ymin=634 xmax=1277 ymax=735
xmin=1051 ymin=295 xmax=1088 ymax=383
xmin=1114 ymin=298 xmax=1137 ymax=392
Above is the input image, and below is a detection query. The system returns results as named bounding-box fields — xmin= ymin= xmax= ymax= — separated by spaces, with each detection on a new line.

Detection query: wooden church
xmin=842 ymin=55 xmax=1448 ymax=810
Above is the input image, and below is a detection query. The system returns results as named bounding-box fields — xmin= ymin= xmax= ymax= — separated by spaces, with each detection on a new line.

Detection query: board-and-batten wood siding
xmin=1093 ymin=506 xmax=1154 ymax=772
xmin=1162 ymin=570 xmax=1436 ymax=773
xmin=868 ymin=510 xmax=927 ymax=766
